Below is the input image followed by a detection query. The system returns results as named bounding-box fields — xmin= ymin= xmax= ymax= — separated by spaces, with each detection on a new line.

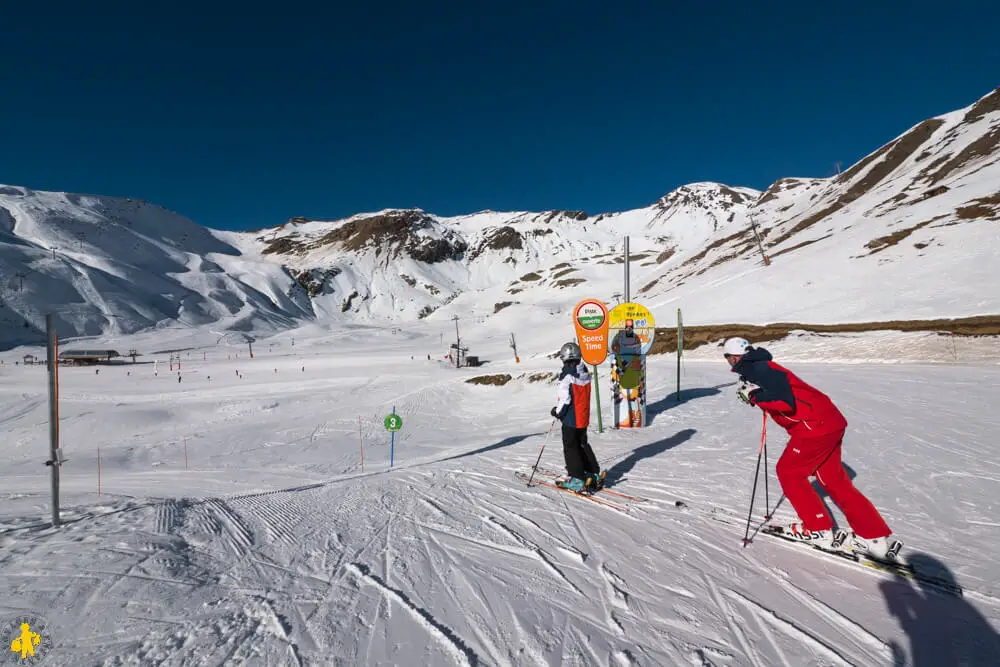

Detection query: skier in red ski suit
xmin=723 ymin=337 xmax=895 ymax=558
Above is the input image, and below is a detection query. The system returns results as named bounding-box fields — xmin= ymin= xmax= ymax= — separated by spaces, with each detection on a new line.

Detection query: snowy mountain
xmin=1 ymin=87 xmax=998 ymax=347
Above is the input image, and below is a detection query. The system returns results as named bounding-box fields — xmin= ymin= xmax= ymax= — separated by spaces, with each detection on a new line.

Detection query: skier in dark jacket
xmin=724 ymin=337 xmax=896 ymax=558
xmin=550 ymin=342 xmax=605 ymax=492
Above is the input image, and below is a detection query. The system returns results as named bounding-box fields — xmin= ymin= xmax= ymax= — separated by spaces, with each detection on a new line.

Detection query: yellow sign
xmin=608 ymin=302 xmax=656 ymax=356
xmin=3 ymin=613 xmax=49 ymax=663
xmin=572 ymin=298 xmax=610 ymax=366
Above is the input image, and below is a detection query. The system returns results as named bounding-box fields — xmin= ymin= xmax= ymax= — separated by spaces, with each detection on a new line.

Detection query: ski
xmin=531 ymin=467 xmax=649 ymax=503
xmin=672 ymin=501 xmax=964 ymax=597
xmin=755 ymin=526 xmax=963 ymax=596
xmin=515 ymin=471 xmax=630 ymax=512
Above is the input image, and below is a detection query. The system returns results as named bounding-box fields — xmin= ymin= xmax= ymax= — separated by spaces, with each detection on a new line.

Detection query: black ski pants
xmin=562 ymin=425 xmax=600 ymax=479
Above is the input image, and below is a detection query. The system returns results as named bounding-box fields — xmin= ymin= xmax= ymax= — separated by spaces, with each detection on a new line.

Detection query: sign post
xmin=384 ymin=408 xmax=402 ymax=467
xmin=572 ymin=298 xmax=610 ymax=433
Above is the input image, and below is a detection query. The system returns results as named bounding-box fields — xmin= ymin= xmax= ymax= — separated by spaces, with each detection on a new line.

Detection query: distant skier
xmin=550 ymin=342 xmax=605 ymax=492
xmin=723 ymin=337 xmax=896 ymax=558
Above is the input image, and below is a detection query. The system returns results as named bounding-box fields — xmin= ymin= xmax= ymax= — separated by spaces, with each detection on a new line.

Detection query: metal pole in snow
xmin=676 ymin=308 xmax=683 ymax=401
xmin=623 ymin=237 xmax=630 ymax=302
xmin=390 ymin=405 xmax=395 ymax=468
xmin=46 ymin=314 xmax=61 ymax=527
xmin=359 ymin=415 xmax=365 ymax=473
xmin=592 ymin=364 xmax=603 ymax=433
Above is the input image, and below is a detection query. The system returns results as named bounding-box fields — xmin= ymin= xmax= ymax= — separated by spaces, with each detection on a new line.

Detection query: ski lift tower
xmin=449 ymin=315 xmax=469 ymax=367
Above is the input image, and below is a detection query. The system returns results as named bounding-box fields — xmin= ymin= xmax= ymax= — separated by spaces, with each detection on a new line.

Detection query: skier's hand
xmin=738 ymin=382 xmax=760 ymax=405
xmin=550 ymin=406 xmax=558 ymax=418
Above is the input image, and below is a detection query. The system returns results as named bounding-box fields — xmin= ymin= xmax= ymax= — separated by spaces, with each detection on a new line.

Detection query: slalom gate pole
xmin=359 ymin=415 xmax=365 ymax=473
xmin=761 ymin=413 xmax=770 ymax=519
xmin=390 ymin=405 xmax=396 ymax=468
xmin=743 ymin=442 xmax=765 ymax=546
xmin=526 ymin=419 xmax=556 ymax=487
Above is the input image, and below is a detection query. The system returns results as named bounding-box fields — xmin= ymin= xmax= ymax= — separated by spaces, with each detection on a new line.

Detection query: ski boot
xmin=555 ymin=477 xmax=587 ymax=493
xmin=851 ymin=533 xmax=903 ymax=561
xmin=585 ymin=471 xmax=606 ymax=492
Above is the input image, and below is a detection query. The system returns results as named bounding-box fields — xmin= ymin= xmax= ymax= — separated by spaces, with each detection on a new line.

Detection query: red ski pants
xmin=775 ymin=429 xmax=891 ymax=539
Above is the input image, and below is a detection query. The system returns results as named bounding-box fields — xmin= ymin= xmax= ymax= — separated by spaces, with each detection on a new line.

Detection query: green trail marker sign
xmin=384 ymin=413 xmax=402 ymax=432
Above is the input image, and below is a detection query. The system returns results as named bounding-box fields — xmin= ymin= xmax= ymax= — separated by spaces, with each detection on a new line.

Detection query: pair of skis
xmin=516 ymin=467 xmax=649 ymax=513
xmin=682 ymin=502 xmax=965 ymax=597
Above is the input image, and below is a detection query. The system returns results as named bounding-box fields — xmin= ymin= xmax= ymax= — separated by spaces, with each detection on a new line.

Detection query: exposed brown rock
xmin=864 ymin=219 xmax=936 ymax=254
xmin=956 ymin=192 xmax=1000 ymax=220
xmin=770 ymin=234 xmax=833 ymax=258
xmin=466 ymin=374 xmax=513 ymax=386
xmin=925 ymin=125 xmax=1000 ymax=185
xmin=963 ymin=87 xmax=1000 ymax=124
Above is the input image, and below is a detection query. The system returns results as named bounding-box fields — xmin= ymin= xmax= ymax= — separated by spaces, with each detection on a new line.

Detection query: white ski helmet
xmin=723 ymin=337 xmax=751 ymax=357
xmin=559 ymin=341 xmax=582 ymax=363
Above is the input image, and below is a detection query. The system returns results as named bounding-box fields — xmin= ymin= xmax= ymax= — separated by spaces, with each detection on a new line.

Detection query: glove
xmin=550 ymin=406 xmax=558 ymax=418
xmin=737 ymin=382 xmax=760 ymax=405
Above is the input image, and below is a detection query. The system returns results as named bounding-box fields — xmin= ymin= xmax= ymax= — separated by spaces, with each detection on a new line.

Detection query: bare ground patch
xmin=554 ymin=278 xmax=587 ymax=288
xmin=963 ymin=87 xmax=1000 ymax=124
xmin=956 ymin=192 xmax=1000 ymax=220
xmin=925 ymin=124 xmax=1000 ymax=186
xmin=863 ymin=218 xmax=938 ymax=254
xmin=770 ymin=234 xmax=833 ymax=258
xmin=767 ymin=118 xmax=944 ymax=250
xmin=466 ymin=374 xmax=513 ymax=386
xmin=648 ymin=315 xmax=1000 ymax=354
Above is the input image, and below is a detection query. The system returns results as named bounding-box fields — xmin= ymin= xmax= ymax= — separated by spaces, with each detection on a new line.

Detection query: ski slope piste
xmin=2 ymin=311 xmax=998 ymax=666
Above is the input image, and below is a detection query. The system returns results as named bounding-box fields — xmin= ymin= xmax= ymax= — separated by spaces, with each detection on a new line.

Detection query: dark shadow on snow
xmin=880 ymin=552 xmax=1000 ymax=666
xmin=604 ymin=428 xmax=697 ymax=486
xmin=440 ymin=432 xmax=543 ymax=463
xmin=645 ymin=382 xmax=736 ymax=425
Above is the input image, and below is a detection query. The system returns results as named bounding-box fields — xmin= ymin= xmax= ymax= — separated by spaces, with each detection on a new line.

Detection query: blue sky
xmin=2 ymin=2 xmax=997 ymax=230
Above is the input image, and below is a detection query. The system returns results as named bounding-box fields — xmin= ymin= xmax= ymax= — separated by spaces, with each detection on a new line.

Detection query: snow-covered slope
xmin=2 ymin=88 xmax=998 ymax=348
xmin=1 ymin=324 xmax=998 ymax=665
xmin=638 ymin=87 xmax=1000 ymax=324
xmin=0 ymin=187 xmax=307 ymax=347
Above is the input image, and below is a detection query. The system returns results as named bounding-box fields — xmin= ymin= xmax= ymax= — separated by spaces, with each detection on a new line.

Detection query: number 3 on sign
xmin=384 ymin=414 xmax=402 ymax=432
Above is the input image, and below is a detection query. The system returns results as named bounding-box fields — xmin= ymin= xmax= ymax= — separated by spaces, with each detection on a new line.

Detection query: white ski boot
xmin=851 ymin=533 xmax=902 ymax=560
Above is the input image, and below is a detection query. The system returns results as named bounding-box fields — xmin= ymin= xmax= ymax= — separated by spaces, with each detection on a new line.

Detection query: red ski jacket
xmin=733 ymin=348 xmax=847 ymax=437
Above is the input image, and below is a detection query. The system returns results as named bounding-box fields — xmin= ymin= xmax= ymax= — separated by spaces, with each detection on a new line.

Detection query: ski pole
xmin=743 ymin=439 xmax=765 ymax=546
xmin=762 ymin=412 xmax=770 ymax=520
xmin=526 ymin=419 xmax=556 ymax=487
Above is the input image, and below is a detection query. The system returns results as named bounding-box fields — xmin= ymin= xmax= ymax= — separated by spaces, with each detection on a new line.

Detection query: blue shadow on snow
xmin=604 ymin=428 xmax=697 ymax=486
xmin=645 ymin=382 xmax=737 ymax=425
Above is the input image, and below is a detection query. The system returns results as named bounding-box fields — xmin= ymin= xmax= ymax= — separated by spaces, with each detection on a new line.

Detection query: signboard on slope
xmin=608 ymin=303 xmax=656 ymax=428
xmin=572 ymin=298 xmax=610 ymax=366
